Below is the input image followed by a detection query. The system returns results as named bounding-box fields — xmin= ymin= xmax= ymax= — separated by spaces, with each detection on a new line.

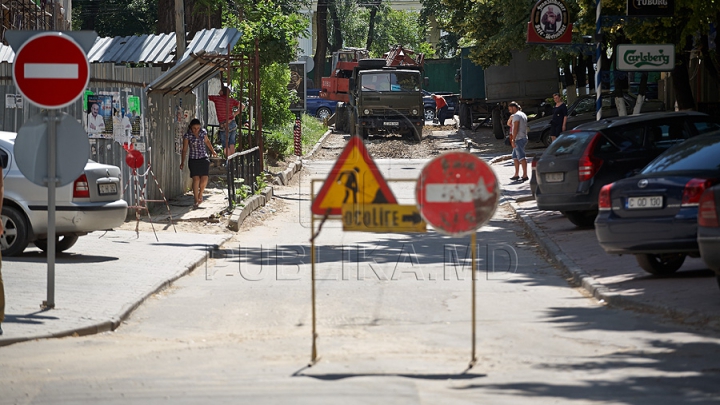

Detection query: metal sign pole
xmin=44 ymin=109 xmax=58 ymax=309
xmin=310 ymin=180 xmax=318 ymax=364
xmin=470 ymin=232 xmax=477 ymax=367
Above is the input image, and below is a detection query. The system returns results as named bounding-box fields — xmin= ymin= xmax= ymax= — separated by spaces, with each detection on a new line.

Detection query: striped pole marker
xmin=595 ymin=0 xmax=602 ymax=121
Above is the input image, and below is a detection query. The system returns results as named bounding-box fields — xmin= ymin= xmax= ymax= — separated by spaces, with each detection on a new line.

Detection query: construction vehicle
xmin=321 ymin=45 xmax=426 ymax=141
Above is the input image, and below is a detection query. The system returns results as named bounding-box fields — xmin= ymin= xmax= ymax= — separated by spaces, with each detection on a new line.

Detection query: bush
xmin=264 ymin=113 xmax=329 ymax=162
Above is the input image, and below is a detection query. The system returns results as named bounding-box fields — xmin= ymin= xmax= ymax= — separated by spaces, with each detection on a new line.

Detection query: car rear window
xmin=545 ymin=131 xmax=596 ymax=157
xmin=642 ymin=133 xmax=720 ymax=174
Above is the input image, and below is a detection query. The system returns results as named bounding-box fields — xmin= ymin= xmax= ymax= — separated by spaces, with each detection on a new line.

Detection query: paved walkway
xmin=489 ymin=156 xmax=720 ymax=331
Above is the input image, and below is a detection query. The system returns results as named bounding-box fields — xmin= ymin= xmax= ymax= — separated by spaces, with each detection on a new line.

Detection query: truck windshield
xmin=360 ymin=72 xmax=420 ymax=92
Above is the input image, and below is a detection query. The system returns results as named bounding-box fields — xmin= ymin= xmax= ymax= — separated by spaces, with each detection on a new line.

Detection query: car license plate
xmin=98 ymin=183 xmax=117 ymax=196
xmin=384 ymin=121 xmax=399 ymax=126
xmin=627 ymin=196 xmax=663 ymax=209
xmin=545 ymin=172 xmax=564 ymax=183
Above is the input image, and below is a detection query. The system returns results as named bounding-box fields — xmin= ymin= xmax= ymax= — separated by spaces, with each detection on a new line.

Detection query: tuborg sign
xmin=617 ymin=44 xmax=675 ymax=72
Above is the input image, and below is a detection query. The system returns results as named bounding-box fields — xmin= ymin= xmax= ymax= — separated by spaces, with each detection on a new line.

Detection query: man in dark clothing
xmin=550 ymin=93 xmax=568 ymax=143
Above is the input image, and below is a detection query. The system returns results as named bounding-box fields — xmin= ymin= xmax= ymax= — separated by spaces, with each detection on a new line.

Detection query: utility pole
xmin=175 ymin=0 xmax=186 ymax=59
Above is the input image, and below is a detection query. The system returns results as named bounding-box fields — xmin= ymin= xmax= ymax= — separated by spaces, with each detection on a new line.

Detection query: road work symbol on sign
xmin=312 ymin=136 xmax=397 ymax=216
xmin=342 ymin=203 xmax=427 ymax=233
xmin=416 ymin=152 xmax=500 ymax=236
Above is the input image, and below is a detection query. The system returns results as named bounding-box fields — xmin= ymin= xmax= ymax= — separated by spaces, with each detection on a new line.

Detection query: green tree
xmin=73 ymin=0 xmax=157 ymax=36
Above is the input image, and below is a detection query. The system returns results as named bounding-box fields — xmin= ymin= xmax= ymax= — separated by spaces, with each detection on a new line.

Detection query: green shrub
xmin=264 ymin=130 xmax=292 ymax=161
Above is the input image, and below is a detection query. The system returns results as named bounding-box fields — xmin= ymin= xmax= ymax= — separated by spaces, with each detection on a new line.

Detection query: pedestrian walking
xmin=432 ymin=94 xmax=449 ymax=125
xmin=209 ymin=86 xmax=242 ymax=158
xmin=180 ymin=119 xmax=218 ymax=209
xmin=508 ymin=101 xmax=529 ymax=182
xmin=550 ymin=92 xmax=568 ymax=143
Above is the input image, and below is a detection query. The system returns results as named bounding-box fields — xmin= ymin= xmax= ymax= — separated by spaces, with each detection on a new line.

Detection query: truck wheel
xmin=358 ymin=58 xmax=387 ymax=69
xmin=492 ymin=109 xmax=505 ymax=139
xmin=349 ymin=110 xmax=357 ymax=137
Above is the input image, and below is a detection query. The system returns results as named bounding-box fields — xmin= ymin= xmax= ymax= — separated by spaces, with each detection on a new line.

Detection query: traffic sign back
xmin=415 ymin=152 xmax=500 ymax=236
xmin=312 ymin=137 xmax=397 ymax=216
xmin=12 ymin=32 xmax=90 ymax=109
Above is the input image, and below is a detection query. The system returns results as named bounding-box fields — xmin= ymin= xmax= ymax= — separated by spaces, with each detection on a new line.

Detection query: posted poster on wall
xmin=86 ymin=95 xmax=113 ymax=139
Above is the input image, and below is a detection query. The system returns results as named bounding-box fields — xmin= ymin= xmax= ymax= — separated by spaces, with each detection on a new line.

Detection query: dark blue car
xmin=595 ymin=131 xmax=720 ymax=275
xmin=306 ymin=89 xmax=337 ymax=120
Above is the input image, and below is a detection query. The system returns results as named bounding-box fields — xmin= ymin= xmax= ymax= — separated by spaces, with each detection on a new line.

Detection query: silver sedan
xmin=1 ymin=131 xmax=128 ymax=256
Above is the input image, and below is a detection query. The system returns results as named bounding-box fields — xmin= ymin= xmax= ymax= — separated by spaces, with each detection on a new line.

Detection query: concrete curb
xmin=305 ymin=128 xmax=334 ymax=160
xmin=497 ymin=173 xmax=720 ymax=329
xmin=0 ymin=237 xmax=230 ymax=347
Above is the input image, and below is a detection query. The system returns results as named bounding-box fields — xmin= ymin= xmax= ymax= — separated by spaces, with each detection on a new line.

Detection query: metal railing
xmin=226 ymin=146 xmax=261 ymax=209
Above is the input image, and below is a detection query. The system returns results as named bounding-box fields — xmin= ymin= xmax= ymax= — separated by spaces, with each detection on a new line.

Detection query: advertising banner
xmin=617 ymin=44 xmax=675 ymax=71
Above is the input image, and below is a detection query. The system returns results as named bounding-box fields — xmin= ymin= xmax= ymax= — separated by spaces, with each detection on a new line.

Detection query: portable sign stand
xmin=6 ymin=31 xmax=97 ymax=309
xmin=309 ymin=140 xmax=499 ymax=368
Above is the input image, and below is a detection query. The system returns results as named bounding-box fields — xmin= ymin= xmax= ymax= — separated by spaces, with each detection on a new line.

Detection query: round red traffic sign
xmin=12 ymin=32 xmax=89 ymax=109
xmin=415 ymin=152 xmax=500 ymax=236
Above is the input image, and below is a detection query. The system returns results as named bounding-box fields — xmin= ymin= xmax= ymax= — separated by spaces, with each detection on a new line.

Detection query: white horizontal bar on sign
xmin=425 ymin=183 xmax=476 ymax=203
xmin=24 ymin=63 xmax=79 ymax=79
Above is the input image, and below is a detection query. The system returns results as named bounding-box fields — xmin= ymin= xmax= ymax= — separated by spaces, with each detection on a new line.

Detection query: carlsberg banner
xmin=617 ymin=44 xmax=675 ymax=71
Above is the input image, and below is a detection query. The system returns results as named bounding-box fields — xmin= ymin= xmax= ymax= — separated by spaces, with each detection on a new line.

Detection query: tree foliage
xmin=73 ymin=0 xmax=157 ymax=36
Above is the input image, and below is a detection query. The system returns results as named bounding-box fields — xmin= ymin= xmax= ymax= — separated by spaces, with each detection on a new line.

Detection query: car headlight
xmin=363 ymin=109 xmax=371 ymax=115
xmin=412 ymin=109 xmax=418 ymax=115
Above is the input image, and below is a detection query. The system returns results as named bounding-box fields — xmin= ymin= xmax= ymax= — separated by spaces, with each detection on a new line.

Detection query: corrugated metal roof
xmin=146 ymin=28 xmax=242 ymax=94
xmin=0 ymin=43 xmax=15 ymax=63
xmin=88 ymin=33 xmax=177 ymax=64
xmin=183 ymin=28 xmax=242 ymax=59
xmin=146 ymin=50 xmax=229 ymax=94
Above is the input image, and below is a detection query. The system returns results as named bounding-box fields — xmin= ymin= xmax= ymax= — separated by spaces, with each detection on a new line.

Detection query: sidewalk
xmin=489 ymin=156 xmax=720 ymax=331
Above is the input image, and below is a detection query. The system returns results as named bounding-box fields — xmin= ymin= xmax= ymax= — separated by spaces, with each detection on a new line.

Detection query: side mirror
xmin=423 ymin=77 xmax=429 ymax=87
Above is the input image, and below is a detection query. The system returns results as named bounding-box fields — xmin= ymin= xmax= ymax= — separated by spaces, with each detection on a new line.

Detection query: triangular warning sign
xmin=311 ymin=136 xmax=397 ymax=216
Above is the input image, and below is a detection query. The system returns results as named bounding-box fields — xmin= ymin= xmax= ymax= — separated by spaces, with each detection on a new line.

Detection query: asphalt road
xmin=1 ymin=154 xmax=719 ymax=404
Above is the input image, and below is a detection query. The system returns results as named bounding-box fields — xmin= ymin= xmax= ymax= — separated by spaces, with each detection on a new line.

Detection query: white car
xmin=1 ymin=131 xmax=128 ymax=256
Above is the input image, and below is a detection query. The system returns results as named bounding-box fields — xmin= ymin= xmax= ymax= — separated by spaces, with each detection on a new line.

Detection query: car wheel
xmin=564 ymin=210 xmax=597 ymax=228
xmin=635 ymin=253 xmax=686 ymax=276
xmin=424 ymin=108 xmax=435 ymax=121
xmin=1 ymin=206 xmax=30 ymax=257
xmin=541 ymin=129 xmax=553 ymax=147
xmin=316 ymin=107 xmax=332 ymax=121
xmin=34 ymin=234 xmax=80 ymax=254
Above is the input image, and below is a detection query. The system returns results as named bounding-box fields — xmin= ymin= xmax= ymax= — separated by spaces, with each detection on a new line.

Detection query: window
xmin=693 ymin=120 xmax=720 ymax=134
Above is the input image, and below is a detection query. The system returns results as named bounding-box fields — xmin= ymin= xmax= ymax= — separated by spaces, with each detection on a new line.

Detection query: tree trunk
xmin=157 ymin=0 xmax=222 ymax=36
xmin=562 ymin=59 xmax=576 ymax=105
xmin=672 ymin=52 xmax=696 ymax=110
xmin=328 ymin=0 xmax=343 ymax=53
xmin=575 ymin=54 xmax=587 ymax=96
xmin=586 ymin=55 xmax=595 ymax=94
xmin=633 ymin=72 xmax=648 ymax=115
xmin=366 ymin=5 xmax=379 ymax=51
xmin=313 ymin=0 xmax=329 ymax=87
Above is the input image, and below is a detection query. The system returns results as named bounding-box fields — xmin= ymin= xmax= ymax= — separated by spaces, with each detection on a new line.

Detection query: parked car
xmin=421 ymin=90 xmax=458 ymax=122
xmin=595 ymin=131 xmax=720 ymax=275
xmin=306 ymin=89 xmax=337 ymax=120
xmin=527 ymin=92 xmax=666 ymax=147
xmin=1 ymin=131 xmax=128 ymax=256
xmin=533 ymin=111 xmax=720 ymax=227
xmin=697 ymin=185 xmax=720 ymax=289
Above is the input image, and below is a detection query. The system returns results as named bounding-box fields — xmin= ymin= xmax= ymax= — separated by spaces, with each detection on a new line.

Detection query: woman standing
xmin=180 ymin=118 xmax=218 ymax=209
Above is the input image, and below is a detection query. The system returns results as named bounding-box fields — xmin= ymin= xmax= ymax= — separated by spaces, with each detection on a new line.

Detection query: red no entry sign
xmin=416 ymin=152 xmax=500 ymax=236
xmin=12 ymin=32 xmax=89 ymax=109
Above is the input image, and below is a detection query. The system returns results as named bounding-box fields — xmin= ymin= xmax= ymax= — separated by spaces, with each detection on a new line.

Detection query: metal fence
xmin=226 ymin=145 xmax=261 ymax=209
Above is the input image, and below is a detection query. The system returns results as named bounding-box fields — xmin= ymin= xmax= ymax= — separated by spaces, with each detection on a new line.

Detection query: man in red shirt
xmin=209 ymin=86 xmax=242 ymax=157
xmin=432 ymin=94 xmax=448 ymax=125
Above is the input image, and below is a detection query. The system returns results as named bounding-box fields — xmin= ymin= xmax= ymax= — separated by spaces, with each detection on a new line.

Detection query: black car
xmin=534 ymin=111 xmax=720 ymax=227
xmin=526 ymin=92 xmax=665 ymax=147
xmin=595 ymin=131 xmax=720 ymax=275
xmin=697 ymin=185 xmax=720 ymax=289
